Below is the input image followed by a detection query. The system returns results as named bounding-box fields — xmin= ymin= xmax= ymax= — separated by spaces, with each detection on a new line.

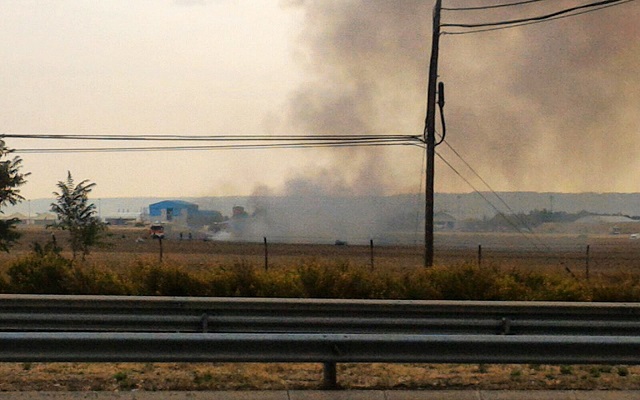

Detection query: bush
xmin=66 ymin=265 xmax=131 ymax=295
xmin=129 ymin=260 xmax=210 ymax=297
xmin=7 ymin=252 xmax=73 ymax=294
xmin=589 ymin=273 xmax=640 ymax=302
xmin=4 ymin=254 xmax=640 ymax=302
xmin=427 ymin=264 xmax=501 ymax=300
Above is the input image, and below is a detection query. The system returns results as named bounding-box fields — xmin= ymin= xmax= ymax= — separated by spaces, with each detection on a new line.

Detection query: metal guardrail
xmin=2 ymin=295 xmax=640 ymax=335
xmin=2 ymin=295 xmax=640 ymax=388
xmin=3 ymin=333 xmax=640 ymax=364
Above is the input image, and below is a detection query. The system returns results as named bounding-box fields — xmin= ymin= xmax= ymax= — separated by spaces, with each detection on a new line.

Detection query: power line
xmin=443 ymin=0 xmax=547 ymax=11
xmin=443 ymin=0 xmax=635 ymax=35
xmin=1 ymin=133 xmax=420 ymax=142
xmin=2 ymin=132 xmax=423 ymax=153
xmin=12 ymin=140 xmax=423 ymax=154
xmin=436 ymin=138 xmax=552 ymax=251
xmin=442 ymin=0 xmax=634 ymax=29
xmin=433 ymin=128 xmax=551 ymax=249
xmin=434 ymin=150 xmax=550 ymax=252
xmin=440 ymin=139 xmax=533 ymax=226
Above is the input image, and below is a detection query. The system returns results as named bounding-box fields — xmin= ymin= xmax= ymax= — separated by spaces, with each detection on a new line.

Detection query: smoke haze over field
xmin=0 ymin=1 xmax=638 ymax=199
xmin=284 ymin=0 xmax=640 ymax=194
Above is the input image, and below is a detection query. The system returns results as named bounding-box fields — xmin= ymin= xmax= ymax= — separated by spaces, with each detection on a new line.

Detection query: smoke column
xmin=283 ymin=0 xmax=640 ymax=194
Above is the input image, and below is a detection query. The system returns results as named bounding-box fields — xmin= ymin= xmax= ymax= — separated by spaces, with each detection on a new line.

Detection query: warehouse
xmin=148 ymin=200 xmax=224 ymax=229
xmin=148 ymin=200 xmax=199 ymax=222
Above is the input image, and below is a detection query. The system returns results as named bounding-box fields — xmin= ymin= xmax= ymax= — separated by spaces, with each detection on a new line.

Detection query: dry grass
xmin=3 ymin=226 xmax=640 ymax=390
xmin=2 ymin=363 xmax=640 ymax=391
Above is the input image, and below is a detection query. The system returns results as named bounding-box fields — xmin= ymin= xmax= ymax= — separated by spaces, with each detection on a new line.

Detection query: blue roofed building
xmin=148 ymin=200 xmax=199 ymax=222
xmin=147 ymin=200 xmax=224 ymax=231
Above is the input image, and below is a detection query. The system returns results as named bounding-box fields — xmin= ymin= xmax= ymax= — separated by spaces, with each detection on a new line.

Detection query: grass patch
xmin=3 ymin=244 xmax=640 ymax=301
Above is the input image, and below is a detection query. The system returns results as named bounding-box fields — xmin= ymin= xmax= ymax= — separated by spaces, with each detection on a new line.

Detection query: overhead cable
xmin=443 ymin=0 xmax=547 ymax=11
xmin=435 ymin=151 xmax=548 ymax=252
xmin=1 ymin=133 xmax=420 ymax=142
xmin=442 ymin=0 xmax=633 ymax=29
xmin=12 ymin=140 xmax=423 ymax=154
xmin=438 ymin=138 xmax=552 ymax=251
xmin=443 ymin=0 xmax=635 ymax=35
xmin=2 ymin=132 xmax=423 ymax=153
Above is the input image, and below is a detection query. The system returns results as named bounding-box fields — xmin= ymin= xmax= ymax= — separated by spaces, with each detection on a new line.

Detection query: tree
xmin=50 ymin=171 xmax=105 ymax=260
xmin=0 ymin=141 xmax=29 ymax=252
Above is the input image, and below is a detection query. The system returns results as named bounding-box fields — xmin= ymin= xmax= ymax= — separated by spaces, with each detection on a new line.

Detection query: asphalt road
xmin=1 ymin=392 xmax=639 ymax=400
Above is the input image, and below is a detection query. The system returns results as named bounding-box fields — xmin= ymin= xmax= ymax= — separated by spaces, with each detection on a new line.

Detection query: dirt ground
xmin=2 ymin=362 xmax=640 ymax=391
xmin=5 ymin=225 xmax=640 ymax=273
xmin=3 ymin=226 xmax=640 ymax=391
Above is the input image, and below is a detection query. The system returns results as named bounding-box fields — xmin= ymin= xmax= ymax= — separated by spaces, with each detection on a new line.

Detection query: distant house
xmin=434 ymin=212 xmax=456 ymax=230
xmin=104 ymin=217 xmax=137 ymax=226
xmin=571 ymin=214 xmax=640 ymax=235
xmin=573 ymin=215 xmax=636 ymax=224
xmin=0 ymin=212 xmax=28 ymax=224
xmin=32 ymin=212 xmax=58 ymax=226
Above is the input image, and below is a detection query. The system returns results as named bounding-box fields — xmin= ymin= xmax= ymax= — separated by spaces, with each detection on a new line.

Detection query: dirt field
xmin=6 ymin=225 xmax=640 ymax=269
xmin=2 ymin=226 xmax=640 ymax=391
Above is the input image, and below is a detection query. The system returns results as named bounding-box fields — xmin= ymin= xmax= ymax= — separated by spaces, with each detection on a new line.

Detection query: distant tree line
xmin=465 ymin=209 xmax=594 ymax=232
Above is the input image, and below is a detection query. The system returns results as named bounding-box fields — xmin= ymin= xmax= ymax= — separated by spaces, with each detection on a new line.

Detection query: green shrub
xmin=536 ymin=274 xmax=589 ymax=301
xmin=400 ymin=269 xmax=440 ymax=300
xmin=589 ymin=273 xmax=640 ymax=302
xmin=227 ymin=261 xmax=260 ymax=297
xmin=7 ymin=252 xmax=73 ymax=294
xmin=252 ymin=268 xmax=305 ymax=298
xmin=297 ymin=260 xmax=344 ymax=298
xmin=66 ymin=265 xmax=131 ymax=295
xmin=129 ymin=261 xmax=210 ymax=296
xmin=7 ymin=253 xmax=640 ymax=301
xmin=427 ymin=264 xmax=501 ymax=300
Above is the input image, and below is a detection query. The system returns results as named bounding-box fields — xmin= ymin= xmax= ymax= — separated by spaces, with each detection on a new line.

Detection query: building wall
xmin=149 ymin=201 xmax=199 ymax=221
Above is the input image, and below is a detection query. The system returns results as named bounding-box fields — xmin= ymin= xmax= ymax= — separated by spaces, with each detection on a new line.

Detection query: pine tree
xmin=0 ymin=141 xmax=29 ymax=252
xmin=50 ymin=171 xmax=105 ymax=260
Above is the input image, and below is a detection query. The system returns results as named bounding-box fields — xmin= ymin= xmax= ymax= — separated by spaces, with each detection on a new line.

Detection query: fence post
xmin=478 ymin=244 xmax=482 ymax=267
xmin=158 ymin=237 xmax=163 ymax=262
xmin=264 ymin=237 xmax=269 ymax=272
xmin=370 ymin=239 xmax=374 ymax=271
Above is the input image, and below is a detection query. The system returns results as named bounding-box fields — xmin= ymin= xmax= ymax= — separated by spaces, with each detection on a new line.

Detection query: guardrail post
xmin=322 ymin=362 xmax=337 ymax=389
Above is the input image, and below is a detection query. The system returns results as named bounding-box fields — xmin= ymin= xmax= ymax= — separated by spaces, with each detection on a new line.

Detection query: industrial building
xmin=148 ymin=200 xmax=223 ymax=229
xmin=148 ymin=200 xmax=199 ymax=222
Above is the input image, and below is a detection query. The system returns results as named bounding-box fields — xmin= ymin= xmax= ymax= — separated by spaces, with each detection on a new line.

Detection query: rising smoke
xmin=236 ymin=0 xmax=640 ymax=243
xmin=282 ymin=0 xmax=640 ymax=194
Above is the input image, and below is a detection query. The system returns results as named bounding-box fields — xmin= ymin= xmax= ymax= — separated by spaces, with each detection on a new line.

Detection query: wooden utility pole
xmin=424 ymin=0 xmax=442 ymax=267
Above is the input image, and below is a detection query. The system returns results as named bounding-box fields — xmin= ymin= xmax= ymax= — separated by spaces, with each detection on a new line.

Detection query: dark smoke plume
xmin=283 ymin=0 xmax=640 ymax=194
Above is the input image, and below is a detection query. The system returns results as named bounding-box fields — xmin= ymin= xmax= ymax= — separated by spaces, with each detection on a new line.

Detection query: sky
xmin=0 ymin=0 xmax=639 ymax=200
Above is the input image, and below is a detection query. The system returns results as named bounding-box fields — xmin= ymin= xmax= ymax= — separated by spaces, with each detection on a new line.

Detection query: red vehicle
xmin=150 ymin=224 xmax=165 ymax=239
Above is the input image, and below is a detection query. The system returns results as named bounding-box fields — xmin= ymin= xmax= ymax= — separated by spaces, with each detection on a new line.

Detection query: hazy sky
xmin=1 ymin=0 xmax=638 ymax=200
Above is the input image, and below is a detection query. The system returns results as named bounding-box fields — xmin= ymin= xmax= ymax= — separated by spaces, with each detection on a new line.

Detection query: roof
xmin=434 ymin=212 xmax=456 ymax=222
xmin=574 ymin=215 xmax=637 ymax=224
xmin=0 ymin=212 xmax=27 ymax=220
xmin=32 ymin=212 xmax=57 ymax=220
xmin=149 ymin=200 xmax=198 ymax=208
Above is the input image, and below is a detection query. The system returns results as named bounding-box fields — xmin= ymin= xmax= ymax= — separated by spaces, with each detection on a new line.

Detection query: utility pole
xmin=424 ymin=0 xmax=442 ymax=267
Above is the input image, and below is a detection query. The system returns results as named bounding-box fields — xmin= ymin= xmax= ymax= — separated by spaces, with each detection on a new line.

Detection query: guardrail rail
xmin=2 ymin=295 xmax=640 ymax=388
